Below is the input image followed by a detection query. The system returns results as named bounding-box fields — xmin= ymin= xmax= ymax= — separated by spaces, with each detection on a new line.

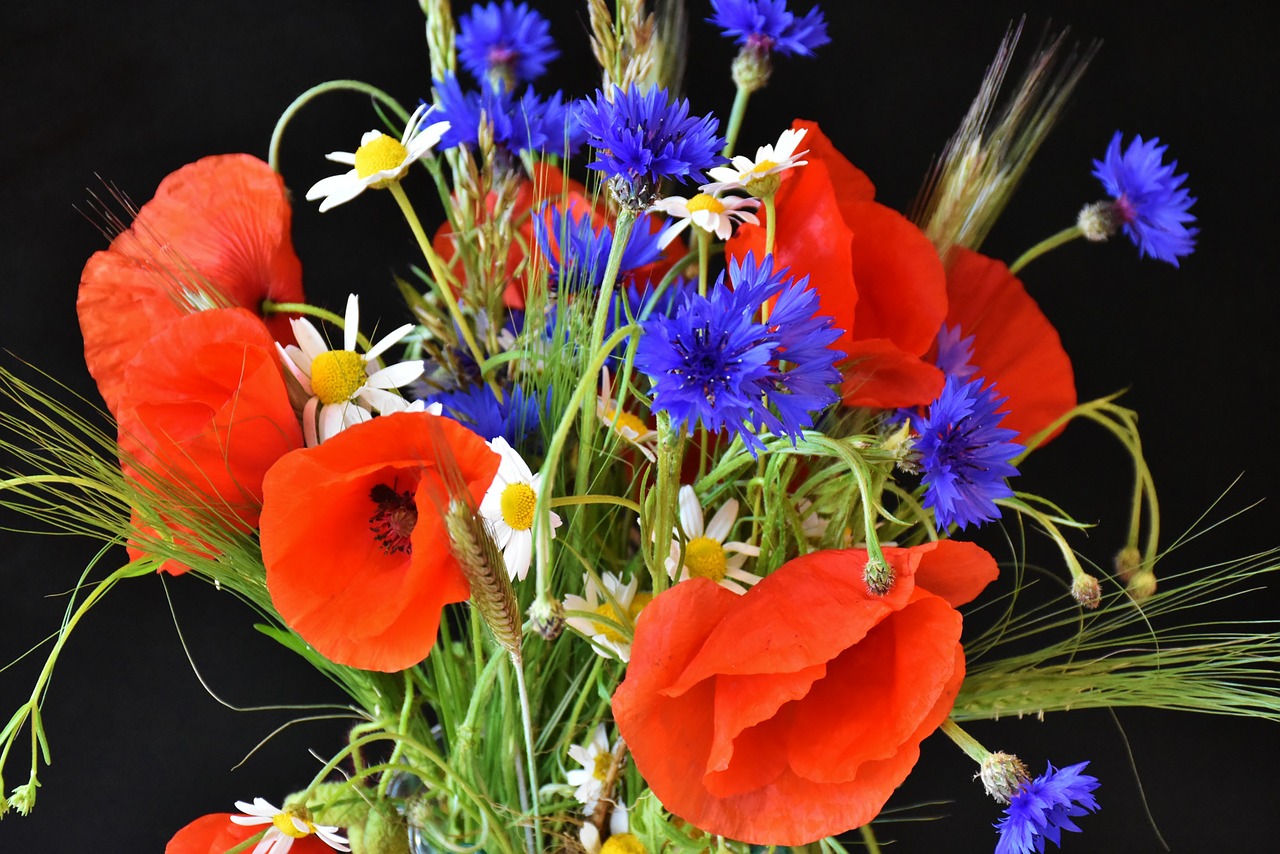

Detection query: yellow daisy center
xmin=686 ymin=193 xmax=727 ymax=214
xmin=354 ymin=133 xmax=409 ymax=179
xmin=685 ymin=536 xmax=727 ymax=582
xmin=272 ymin=813 xmax=315 ymax=839
xmin=605 ymin=406 xmax=649 ymax=439
xmin=628 ymin=591 xmax=653 ymax=620
xmin=592 ymin=749 xmax=613 ymax=782
xmin=591 ymin=601 xmax=629 ymax=644
xmin=601 ymin=833 xmax=647 ymax=854
xmin=310 ymin=350 xmax=367 ymax=405
xmin=749 ymin=159 xmax=779 ymax=175
xmin=500 ymin=482 xmax=537 ymax=531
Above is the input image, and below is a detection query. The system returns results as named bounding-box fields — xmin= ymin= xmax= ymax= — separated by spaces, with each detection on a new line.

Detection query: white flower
xmin=652 ymin=188 xmax=760 ymax=248
xmin=230 ymin=797 xmax=350 ymax=854
xmin=566 ymin=724 xmax=624 ymax=814
xmin=563 ymin=571 xmax=649 ymax=662
xmin=666 ymin=485 xmax=761 ymax=594
xmin=278 ymin=294 xmax=424 ymax=446
xmin=305 ymin=103 xmax=450 ymax=212
xmin=579 ymin=802 xmax=632 ymax=854
xmin=597 ymin=368 xmax=657 ymax=461
xmin=478 ymin=437 xmax=561 ymax=581
xmin=704 ymin=127 xmax=809 ymax=196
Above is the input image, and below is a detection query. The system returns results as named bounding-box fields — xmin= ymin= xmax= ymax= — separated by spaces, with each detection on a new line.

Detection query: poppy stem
xmin=1009 ymin=224 xmax=1083 ymax=275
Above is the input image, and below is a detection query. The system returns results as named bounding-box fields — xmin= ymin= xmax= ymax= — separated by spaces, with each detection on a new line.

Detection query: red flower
xmin=117 ymin=307 xmax=304 ymax=574
xmin=165 ymin=813 xmax=332 ymax=854
xmin=259 ymin=412 xmax=500 ymax=672
xmin=727 ymin=121 xmax=949 ymax=409
xmin=942 ymin=248 xmax=1076 ymax=442
xmin=79 ymin=154 xmax=304 ymax=416
xmin=612 ymin=540 xmax=998 ymax=844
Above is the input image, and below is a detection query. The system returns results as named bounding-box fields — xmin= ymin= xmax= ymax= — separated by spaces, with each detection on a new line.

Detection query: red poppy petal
xmin=789 ymin=120 xmax=876 ymax=204
xmin=703 ymin=704 xmax=794 ymax=798
xmin=945 ymin=248 xmax=1076 ymax=441
xmin=840 ymin=339 xmax=945 ymax=409
xmin=901 ymin=539 xmax=1000 ymax=609
xmin=705 ymin=664 xmax=826 ymax=783
xmin=165 ymin=813 xmax=333 ymax=854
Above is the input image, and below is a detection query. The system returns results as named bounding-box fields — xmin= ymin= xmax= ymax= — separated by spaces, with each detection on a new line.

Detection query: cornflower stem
xmin=940 ymin=718 xmax=993 ymax=766
xmin=387 ymin=180 xmax=503 ymax=401
xmin=697 ymin=228 xmax=711 ymax=297
xmin=534 ymin=325 xmax=639 ymax=621
xmin=267 ymin=80 xmax=409 ymax=173
xmin=1009 ymin=224 xmax=1083 ymax=275
xmin=648 ymin=411 xmax=687 ymax=593
xmin=722 ymin=83 xmax=751 ymax=158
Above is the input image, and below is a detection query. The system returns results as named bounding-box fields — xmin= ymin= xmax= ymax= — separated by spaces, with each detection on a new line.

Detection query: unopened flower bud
xmin=1077 ymin=200 xmax=1121 ymax=242
xmin=1071 ymin=573 xmax=1102 ymax=610
xmin=1114 ymin=546 xmax=1143 ymax=583
xmin=1126 ymin=567 xmax=1158 ymax=601
xmin=529 ymin=596 xmax=566 ymax=640
xmin=731 ymin=45 xmax=773 ymax=94
xmin=979 ymin=751 xmax=1031 ymax=804
xmin=863 ymin=556 xmax=894 ymax=596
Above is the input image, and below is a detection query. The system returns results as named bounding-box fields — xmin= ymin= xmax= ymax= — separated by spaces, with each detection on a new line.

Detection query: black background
xmin=2 ymin=1 xmax=1277 ymax=851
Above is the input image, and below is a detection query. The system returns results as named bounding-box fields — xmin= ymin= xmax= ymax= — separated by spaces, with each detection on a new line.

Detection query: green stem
xmin=512 ymin=655 xmax=541 ymax=854
xmin=940 ymin=717 xmax=992 ymax=766
xmin=551 ymin=494 xmax=643 ymax=515
xmin=1009 ymin=224 xmax=1083 ymax=275
xmin=722 ymin=84 xmax=752 ymax=158
xmin=696 ymin=229 xmax=711 ymax=297
xmin=268 ymin=80 xmax=409 ymax=173
xmin=647 ymin=411 xmax=686 ymax=593
xmin=387 ymin=181 xmax=502 ymax=401
xmin=260 ymin=301 xmax=373 ymax=351
xmin=858 ymin=824 xmax=883 ymax=854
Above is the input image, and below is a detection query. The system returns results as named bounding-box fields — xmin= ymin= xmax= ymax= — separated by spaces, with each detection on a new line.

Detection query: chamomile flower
xmin=705 ymin=126 xmax=809 ymax=197
xmin=478 ymin=437 xmax=560 ymax=581
xmin=277 ymin=294 xmax=424 ymax=446
xmin=579 ymin=802 xmax=634 ymax=854
xmin=667 ymin=486 xmax=761 ymax=593
xmin=563 ymin=571 xmax=650 ymax=662
xmin=653 ymin=188 xmax=760 ymax=248
xmin=230 ymin=797 xmax=350 ymax=854
xmin=597 ymin=368 xmax=657 ymax=461
xmin=565 ymin=724 xmax=624 ymax=814
xmin=305 ymin=103 xmax=450 ymax=212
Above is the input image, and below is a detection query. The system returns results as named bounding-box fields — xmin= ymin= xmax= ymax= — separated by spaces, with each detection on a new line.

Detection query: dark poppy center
xmin=368 ymin=483 xmax=417 ymax=555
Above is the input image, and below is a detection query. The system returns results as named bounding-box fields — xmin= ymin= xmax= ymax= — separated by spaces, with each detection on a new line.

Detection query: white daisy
xmin=565 ymin=724 xmax=624 ymax=814
xmin=563 ymin=571 xmax=650 ymax=662
xmin=597 ymin=368 xmax=657 ymax=461
xmin=579 ymin=802 xmax=633 ymax=854
xmin=305 ymin=103 xmax=450 ymax=212
xmin=704 ymin=127 xmax=810 ymax=197
xmin=667 ymin=485 xmax=761 ymax=594
xmin=277 ymin=294 xmax=424 ymax=446
xmin=652 ymin=188 xmax=760 ymax=248
xmin=478 ymin=437 xmax=561 ymax=581
xmin=230 ymin=797 xmax=350 ymax=854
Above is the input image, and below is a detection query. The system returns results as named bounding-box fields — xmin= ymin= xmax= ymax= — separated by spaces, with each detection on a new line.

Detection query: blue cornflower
xmin=995 ymin=762 xmax=1101 ymax=854
xmin=914 ymin=375 xmax=1023 ymax=530
xmin=934 ymin=323 xmax=978 ymax=381
xmin=636 ymin=252 xmax=843 ymax=455
xmin=534 ymin=204 xmax=665 ymax=292
xmin=429 ymin=382 xmax=543 ymax=448
xmin=432 ymin=76 xmax=584 ymax=157
xmin=456 ymin=1 xmax=558 ymax=87
xmin=709 ymin=0 xmax=831 ymax=57
xmin=577 ymin=85 xmax=726 ymax=208
xmin=1090 ymin=131 xmax=1198 ymax=266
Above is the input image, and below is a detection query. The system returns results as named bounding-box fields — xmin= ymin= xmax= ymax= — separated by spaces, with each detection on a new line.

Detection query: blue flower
xmin=428 ymin=383 xmax=543 ymax=448
xmin=636 ymin=252 xmax=843 ymax=455
xmin=934 ymin=323 xmax=978 ymax=381
xmin=995 ymin=762 xmax=1101 ymax=854
xmin=577 ymin=85 xmax=726 ymax=207
xmin=456 ymin=1 xmax=558 ymax=86
xmin=432 ymin=76 xmax=584 ymax=156
xmin=534 ymin=204 xmax=665 ymax=292
xmin=709 ymin=0 xmax=830 ymax=57
xmin=1091 ymin=131 xmax=1198 ymax=266
xmin=914 ymin=375 xmax=1022 ymax=530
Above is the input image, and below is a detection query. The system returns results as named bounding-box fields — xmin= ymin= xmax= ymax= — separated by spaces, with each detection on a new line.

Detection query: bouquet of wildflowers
xmin=3 ymin=1 xmax=1277 ymax=852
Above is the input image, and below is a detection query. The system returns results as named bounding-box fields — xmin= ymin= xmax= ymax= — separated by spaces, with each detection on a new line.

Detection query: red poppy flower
xmin=727 ymin=121 xmax=949 ymax=409
xmin=612 ymin=540 xmax=998 ymax=844
xmin=117 ymin=307 xmax=304 ymax=574
xmin=943 ymin=248 xmax=1076 ymax=442
xmin=165 ymin=812 xmax=332 ymax=854
xmin=259 ymin=412 xmax=500 ymax=672
xmin=78 ymin=154 xmax=304 ymax=417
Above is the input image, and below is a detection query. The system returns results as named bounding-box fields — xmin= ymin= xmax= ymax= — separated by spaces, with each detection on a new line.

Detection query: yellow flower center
xmin=601 ymin=833 xmax=646 ymax=854
xmin=354 ymin=133 xmax=409 ymax=179
xmin=310 ymin=350 xmax=367 ymax=405
xmin=749 ymin=159 xmax=779 ymax=175
xmin=628 ymin=591 xmax=652 ymax=619
xmin=684 ymin=536 xmax=727 ymax=582
xmin=500 ymin=482 xmax=537 ymax=531
xmin=605 ymin=405 xmax=649 ymax=439
xmin=686 ymin=193 xmax=727 ymax=214
xmin=593 ymin=750 xmax=613 ymax=782
xmin=272 ymin=813 xmax=315 ymax=839
xmin=591 ymin=601 xmax=629 ymax=644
